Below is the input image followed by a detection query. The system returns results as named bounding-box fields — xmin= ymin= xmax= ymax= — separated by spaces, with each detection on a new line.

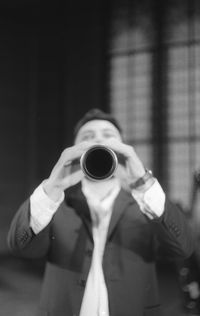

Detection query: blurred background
xmin=1 ymin=0 xmax=200 ymax=315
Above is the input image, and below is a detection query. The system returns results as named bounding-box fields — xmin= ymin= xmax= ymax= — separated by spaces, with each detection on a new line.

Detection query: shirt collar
xmin=81 ymin=177 xmax=121 ymax=223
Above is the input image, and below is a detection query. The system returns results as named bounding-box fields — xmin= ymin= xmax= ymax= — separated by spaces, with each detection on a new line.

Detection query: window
xmin=109 ymin=0 xmax=200 ymax=209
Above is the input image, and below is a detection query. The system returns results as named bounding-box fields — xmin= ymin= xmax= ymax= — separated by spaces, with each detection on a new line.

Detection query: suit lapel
xmin=65 ymin=183 xmax=93 ymax=240
xmin=107 ymin=188 xmax=134 ymax=240
xmin=65 ymin=183 xmax=136 ymax=242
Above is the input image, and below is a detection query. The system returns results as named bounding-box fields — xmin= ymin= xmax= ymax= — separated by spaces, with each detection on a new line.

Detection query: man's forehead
xmin=77 ymin=119 xmax=120 ymax=134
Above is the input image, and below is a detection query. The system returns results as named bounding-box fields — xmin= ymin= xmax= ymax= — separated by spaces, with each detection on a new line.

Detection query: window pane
xmin=167 ymin=142 xmax=192 ymax=207
xmin=110 ymin=52 xmax=152 ymax=142
xmin=164 ymin=0 xmax=189 ymax=44
xmin=109 ymin=0 xmax=155 ymax=53
xmin=167 ymin=47 xmax=190 ymax=138
xmin=194 ymin=45 xmax=200 ymax=136
xmin=194 ymin=0 xmax=200 ymax=40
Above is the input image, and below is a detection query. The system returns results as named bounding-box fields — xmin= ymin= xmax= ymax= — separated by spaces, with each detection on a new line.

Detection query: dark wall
xmin=0 ymin=1 xmax=109 ymax=250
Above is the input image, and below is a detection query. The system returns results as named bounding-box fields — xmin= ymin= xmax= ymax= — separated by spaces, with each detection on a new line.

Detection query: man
xmin=8 ymin=108 xmax=193 ymax=316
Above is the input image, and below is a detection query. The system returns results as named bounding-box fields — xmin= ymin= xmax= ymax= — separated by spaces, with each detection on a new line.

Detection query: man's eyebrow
xmin=80 ymin=128 xmax=117 ymax=134
xmin=103 ymin=128 xmax=117 ymax=133
xmin=80 ymin=130 xmax=94 ymax=135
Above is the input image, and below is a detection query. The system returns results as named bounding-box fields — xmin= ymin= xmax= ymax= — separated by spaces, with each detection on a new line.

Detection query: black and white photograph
xmin=0 ymin=1 xmax=200 ymax=315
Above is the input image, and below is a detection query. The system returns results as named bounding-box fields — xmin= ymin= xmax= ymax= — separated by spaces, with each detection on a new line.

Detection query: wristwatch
xmin=129 ymin=169 xmax=153 ymax=189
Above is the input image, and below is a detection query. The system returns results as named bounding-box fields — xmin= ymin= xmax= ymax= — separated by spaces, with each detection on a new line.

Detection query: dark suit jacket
xmin=7 ymin=183 xmax=193 ymax=316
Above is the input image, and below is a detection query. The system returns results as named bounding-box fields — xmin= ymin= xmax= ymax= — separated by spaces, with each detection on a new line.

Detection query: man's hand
xmin=104 ymin=139 xmax=146 ymax=184
xmin=43 ymin=142 xmax=93 ymax=201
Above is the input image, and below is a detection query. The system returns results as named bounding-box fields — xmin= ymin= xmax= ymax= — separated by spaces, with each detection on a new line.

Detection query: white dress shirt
xmin=79 ymin=178 xmax=120 ymax=316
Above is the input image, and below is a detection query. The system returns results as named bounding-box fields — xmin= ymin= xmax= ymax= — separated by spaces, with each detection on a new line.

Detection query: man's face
xmin=74 ymin=119 xmax=122 ymax=145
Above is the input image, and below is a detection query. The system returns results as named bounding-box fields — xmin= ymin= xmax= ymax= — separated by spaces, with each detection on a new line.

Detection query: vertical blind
xmin=108 ymin=0 xmax=200 ymax=209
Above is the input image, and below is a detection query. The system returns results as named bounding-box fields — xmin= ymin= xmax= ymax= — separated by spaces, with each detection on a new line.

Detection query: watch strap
xmin=129 ymin=169 xmax=153 ymax=189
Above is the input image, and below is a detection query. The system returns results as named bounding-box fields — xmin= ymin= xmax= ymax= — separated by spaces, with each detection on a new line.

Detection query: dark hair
xmin=74 ymin=108 xmax=122 ymax=138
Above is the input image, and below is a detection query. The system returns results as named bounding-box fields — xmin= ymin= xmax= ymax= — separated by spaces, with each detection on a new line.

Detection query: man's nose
xmin=94 ymin=137 xmax=104 ymax=143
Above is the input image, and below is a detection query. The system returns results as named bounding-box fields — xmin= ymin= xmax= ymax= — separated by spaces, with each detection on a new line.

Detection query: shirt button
xmin=77 ymin=279 xmax=86 ymax=288
xmin=86 ymin=249 xmax=92 ymax=257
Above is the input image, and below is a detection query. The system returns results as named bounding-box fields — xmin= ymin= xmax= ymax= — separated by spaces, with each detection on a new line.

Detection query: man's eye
xmin=104 ymin=134 xmax=115 ymax=138
xmin=81 ymin=135 xmax=93 ymax=141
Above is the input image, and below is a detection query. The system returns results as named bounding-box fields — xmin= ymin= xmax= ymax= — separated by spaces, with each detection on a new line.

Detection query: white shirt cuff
xmin=30 ymin=182 xmax=64 ymax=234
xmin=131 ymin=179 xmax=165 ymax=219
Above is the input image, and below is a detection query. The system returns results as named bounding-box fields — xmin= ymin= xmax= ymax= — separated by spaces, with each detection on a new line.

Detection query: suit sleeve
xmin=7 ymin=199 xmax=52 ymax=259
xmin=153 ymin=198 xmax=194 ymax=259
